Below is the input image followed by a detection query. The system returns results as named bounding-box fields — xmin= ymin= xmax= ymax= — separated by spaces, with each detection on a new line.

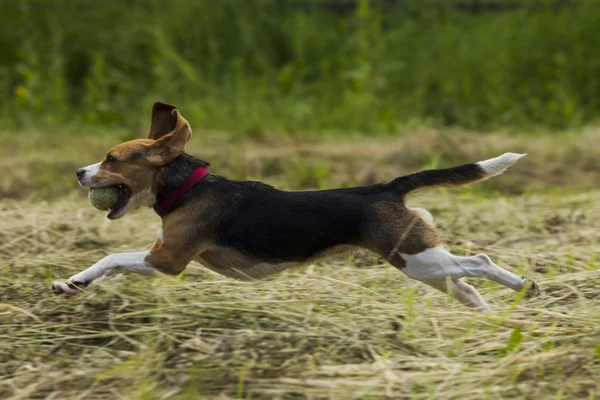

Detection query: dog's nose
xmin=76 ymin=168 xmax=86 ymax=179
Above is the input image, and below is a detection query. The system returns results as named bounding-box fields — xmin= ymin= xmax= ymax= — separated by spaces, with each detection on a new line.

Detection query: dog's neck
xmin=153 ymin=153 xmax=211 ymax=217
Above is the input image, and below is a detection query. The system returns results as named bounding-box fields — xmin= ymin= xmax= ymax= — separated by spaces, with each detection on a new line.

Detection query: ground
xmin=0 ymin=129 xmax=599 ymax=399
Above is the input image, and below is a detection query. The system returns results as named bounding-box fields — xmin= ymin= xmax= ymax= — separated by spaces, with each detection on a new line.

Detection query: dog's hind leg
xmin=401 ymin=246 xmax=539 ymax=297
xmin=424 ymin=278 xmax=490 ymax=311
xmin=365 ymin=202 xmax=537 ymax=309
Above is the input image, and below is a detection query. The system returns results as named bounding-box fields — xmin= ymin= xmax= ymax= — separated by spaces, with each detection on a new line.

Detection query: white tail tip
xmin=476 ymin=153 xmax=526 ymax=177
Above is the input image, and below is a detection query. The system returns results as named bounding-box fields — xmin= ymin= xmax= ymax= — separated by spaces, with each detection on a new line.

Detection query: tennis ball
xmin=88 ymin=187 xmax=120 ymax=211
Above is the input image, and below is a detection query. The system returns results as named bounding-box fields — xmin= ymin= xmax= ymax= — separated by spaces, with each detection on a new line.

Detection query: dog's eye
xmin=106 ymin=155 xmax=117 ymax=164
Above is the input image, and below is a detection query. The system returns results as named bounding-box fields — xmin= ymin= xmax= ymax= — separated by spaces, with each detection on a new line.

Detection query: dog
xmin=52 ymin=102 xmax=539 ymax=310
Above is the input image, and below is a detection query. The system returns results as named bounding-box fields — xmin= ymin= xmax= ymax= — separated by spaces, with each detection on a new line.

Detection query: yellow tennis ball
xmin=88 ymin=187 xmax=120 ymax=211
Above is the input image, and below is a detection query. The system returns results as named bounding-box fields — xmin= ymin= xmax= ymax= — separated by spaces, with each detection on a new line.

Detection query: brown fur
xmin=363 ymin=202 xmax=441 ymax=269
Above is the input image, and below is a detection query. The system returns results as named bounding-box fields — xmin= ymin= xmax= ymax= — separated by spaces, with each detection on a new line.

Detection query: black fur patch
xmin=153 ymin=153 xmax=211 ymax=216
xmin=390 ymin=163 xmax=485 ymax=195
xmin=213 ymin=186 xmax=373 ymax=263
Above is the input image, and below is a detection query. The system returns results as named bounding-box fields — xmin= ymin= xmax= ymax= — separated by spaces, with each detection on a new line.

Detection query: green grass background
xmin=2 ymin=0 xmax=600 ymax=137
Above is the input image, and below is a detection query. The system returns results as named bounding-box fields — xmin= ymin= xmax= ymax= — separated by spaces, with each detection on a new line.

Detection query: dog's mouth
xmin=107 ymin=184 xmax=132 ymax=220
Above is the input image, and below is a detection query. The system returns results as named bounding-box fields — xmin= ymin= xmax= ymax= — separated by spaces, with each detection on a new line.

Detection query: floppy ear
xmin=146 ymin=106 xmax=192 ymax=165
xmin=148 ymin=102 xmax=179 ymax=140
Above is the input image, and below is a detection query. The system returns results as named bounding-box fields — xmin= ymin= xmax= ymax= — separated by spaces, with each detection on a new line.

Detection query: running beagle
xmin=52 ymin=102 xmax=539 ymax=310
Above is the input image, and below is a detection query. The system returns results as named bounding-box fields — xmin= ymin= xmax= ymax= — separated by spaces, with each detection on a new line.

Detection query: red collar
xmin=153 ymin=166 xmax=209 ymax=217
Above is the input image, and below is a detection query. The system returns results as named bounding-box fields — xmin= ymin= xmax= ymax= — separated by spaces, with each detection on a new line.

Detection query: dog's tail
xmin=390 ymin=153 xmax=526 ymax=197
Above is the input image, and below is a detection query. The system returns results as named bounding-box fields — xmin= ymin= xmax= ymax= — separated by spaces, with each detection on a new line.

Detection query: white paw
xmin=521 ymin=276 xmax=540 ymax=297
xmin=51 ymin=280 xmax=86 ymax=296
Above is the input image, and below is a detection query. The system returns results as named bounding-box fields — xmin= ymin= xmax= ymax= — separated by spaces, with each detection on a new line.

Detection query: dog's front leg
xmin=52 ymin=251 xmax=155 ymax=295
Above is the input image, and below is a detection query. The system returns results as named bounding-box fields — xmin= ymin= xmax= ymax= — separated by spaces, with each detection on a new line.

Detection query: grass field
xmin=1 ymin=129 xmax=599 ymax=399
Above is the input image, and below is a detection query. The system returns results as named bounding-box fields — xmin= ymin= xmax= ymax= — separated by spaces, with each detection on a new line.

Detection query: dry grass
xmin=1 ymin=130 xmax=599 ymax=399
xmin=1 ymin=191 xmax=599 ymax=399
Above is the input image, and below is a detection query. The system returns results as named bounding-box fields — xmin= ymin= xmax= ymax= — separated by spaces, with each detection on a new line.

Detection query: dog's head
xmin=77 ymin=102 xmax=192 ymax=219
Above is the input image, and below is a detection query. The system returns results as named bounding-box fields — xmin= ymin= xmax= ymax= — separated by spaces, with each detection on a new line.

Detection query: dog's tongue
xmin=107 ymin=208 xmax=123 ymax=220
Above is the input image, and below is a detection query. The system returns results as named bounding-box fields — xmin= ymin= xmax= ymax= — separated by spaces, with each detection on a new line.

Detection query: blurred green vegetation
xmin=1 ymin=0 xmax=599 ymax=137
